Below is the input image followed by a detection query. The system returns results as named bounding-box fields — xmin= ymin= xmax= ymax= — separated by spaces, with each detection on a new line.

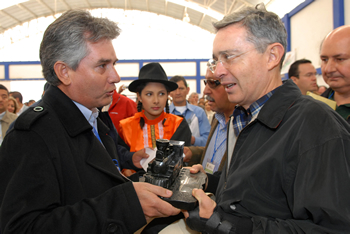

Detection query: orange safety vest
xmin=119 ymin=110 xmax=184 ymax=152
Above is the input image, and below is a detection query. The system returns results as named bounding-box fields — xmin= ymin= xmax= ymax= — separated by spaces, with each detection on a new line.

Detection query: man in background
xmin=320 ymin=25 xmax=350 ymax=123
xmin=9 ymin=91 xmax=29 ymax=115
xmin=184 ymin=68 xmax=236 ymax=173
xmin=188 ymin=92 xmax=199 ymax=106
xmin=288 ymin=59 xmax=318 ymax=95
xmin=0 ymin=85 xmax=17 ymax=146
xmin=169 ymin=75 xmax=210 ymax=146
xmin=183 ymin=68 xmax=236 ymax=193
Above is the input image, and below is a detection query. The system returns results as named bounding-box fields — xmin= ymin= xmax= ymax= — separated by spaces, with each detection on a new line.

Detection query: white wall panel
xmin=153 ymin=62 xmax=196 ymax=76
xmin=0 ymin=65 xmax=4 ymax=79
xmin=9 ymin=64 xmax=43 ymax=79
xmin=290 ymin=0 xmax=333 ymax=68
xmin=345 ymin=0 xmax=350 ymax=25
xmin=115 ymin=63 xmax=140 ymax=77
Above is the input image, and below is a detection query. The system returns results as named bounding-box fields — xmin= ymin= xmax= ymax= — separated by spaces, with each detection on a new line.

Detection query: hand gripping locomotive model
xmin=144 ymin=139 xmax=207 ymax=210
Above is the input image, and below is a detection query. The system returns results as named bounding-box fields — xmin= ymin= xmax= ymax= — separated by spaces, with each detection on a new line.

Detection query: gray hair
xmin=213 ymin=3 xmax=287 ymax=67
xmin=40 ymin=10 xmax=121 ymax=86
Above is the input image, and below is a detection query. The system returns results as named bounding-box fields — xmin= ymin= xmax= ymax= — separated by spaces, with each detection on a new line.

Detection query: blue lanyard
xmin=328 ymin=90 xmax=334 ymax=99
xmin=112 ymin=159 xmax=121 ymax=171
xmin=211 ymin=127 xmax=226 ymax=163
xmin=92 ymin=126 xmax=102 ymax=143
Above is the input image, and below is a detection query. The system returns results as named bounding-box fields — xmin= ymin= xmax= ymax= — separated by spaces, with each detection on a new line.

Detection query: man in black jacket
xmin=184 ymin=3 xmax=350 ymax=234
xmin=0 ymin=10 xmax=179 ymax=234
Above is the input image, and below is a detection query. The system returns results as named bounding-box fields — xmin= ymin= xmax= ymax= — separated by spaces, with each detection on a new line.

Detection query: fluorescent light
xmin=0 ymin=0 xmax=29 ymax=11
xmin=166 ymin=0 xmax=223 ymax=20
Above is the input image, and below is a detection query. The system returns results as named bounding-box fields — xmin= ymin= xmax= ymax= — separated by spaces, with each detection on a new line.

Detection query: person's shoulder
xmin=14 ymin=104 xmax=49 ymax=131
xmin=5 ymin=111 xmax=17 ymax=121
xmin=165 ymin=112 xmax=185 ymax=121
xmin=189 ymin=104 xmax=207 ymax=116
xmin=120 ymin=113 xmax=138 ymax=125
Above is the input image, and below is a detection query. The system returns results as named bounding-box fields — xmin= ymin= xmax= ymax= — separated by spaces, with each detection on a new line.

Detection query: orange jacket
xmin=119 ymin=111 xmax=186 ymax=152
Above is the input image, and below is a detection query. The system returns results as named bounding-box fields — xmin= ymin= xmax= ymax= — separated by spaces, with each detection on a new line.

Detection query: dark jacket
xmin=0 ymin=85 xmax=146 ymax=233
xmin=321 ymin=87 xmax=350 ymax=123
xmin=216 ymin=80 xmax=350 ymax=233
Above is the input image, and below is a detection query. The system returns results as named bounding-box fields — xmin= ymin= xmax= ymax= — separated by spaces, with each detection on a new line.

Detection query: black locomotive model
xmin=144 ymin=139 xmax=207 ymax=210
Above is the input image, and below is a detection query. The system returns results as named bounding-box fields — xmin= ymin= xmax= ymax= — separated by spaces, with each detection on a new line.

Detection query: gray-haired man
xmin=184 ymin=4 xmax=350 ymax=234
xmin=0 ymin=10 xmax=179 ymax=233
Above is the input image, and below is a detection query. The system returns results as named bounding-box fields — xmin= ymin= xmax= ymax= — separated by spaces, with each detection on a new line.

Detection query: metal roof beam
xmin=105 ymin=0 xmax=112 ymax=8
xmin=237 ymin=0 xmax=254 ymax=7
xmin=198 ymin=13 xmax=205 ymax=26
xmin=84 ymin=0 xmax=92 ymax=8
xmin=36 ymin=0 xmax=55 ymax=15
xmin=208 ymin=0 xmax=218 ymax=8
xmin=227 ymin=0 xmax=236 ymax=14
xmin=165 ymin=0 xmax=168 ymax=15
xmin=59 ymin=0 xmax=72 ymax=10
xmin=17 ymin=3 xmax=37 ymax=17
xmin=0 ymin=10 xmax=21 ymax=23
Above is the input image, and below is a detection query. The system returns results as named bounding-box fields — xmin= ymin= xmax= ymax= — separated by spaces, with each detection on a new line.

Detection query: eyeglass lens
xmin=203 ymin=79 xmax=221 ymax=88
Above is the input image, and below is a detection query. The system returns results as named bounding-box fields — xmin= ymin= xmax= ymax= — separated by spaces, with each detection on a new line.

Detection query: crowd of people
xmin=0 ymin=3 xmax=350 ymax=234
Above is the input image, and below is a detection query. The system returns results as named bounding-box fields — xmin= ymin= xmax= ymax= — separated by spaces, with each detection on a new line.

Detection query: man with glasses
xmin=183 ymin=68 xmax=236 ymax=189
xmin=288 ymin=59 xmax=319 ymax=95
xmin=183 ymin=4 xmax=350 ymax=233
xmin=320 ymin=25 xmax=350 ymax=123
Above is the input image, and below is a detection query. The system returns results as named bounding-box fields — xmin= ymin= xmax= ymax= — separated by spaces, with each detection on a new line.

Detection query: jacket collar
xmin=257 ymin=79 xmax=302 ymax=129
xmin=43 ymin=85 xmax=93 ymax=137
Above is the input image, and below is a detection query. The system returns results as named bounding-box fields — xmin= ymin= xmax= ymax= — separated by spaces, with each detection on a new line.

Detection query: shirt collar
xmin=72 ymin=101 xmax=99 ymax=127
xmin=214 ymin=112 xmax=227 ymax=128
xmin=235 ymin=86 xmax=280 ymax=120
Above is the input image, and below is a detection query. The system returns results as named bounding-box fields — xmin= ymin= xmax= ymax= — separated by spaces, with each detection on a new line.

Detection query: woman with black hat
xmin=119 ymin=63 xmax=191 ymax=152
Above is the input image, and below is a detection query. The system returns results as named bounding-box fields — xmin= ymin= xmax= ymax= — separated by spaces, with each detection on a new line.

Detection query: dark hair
xmin=40 ymin=10 xmax=121 ymax=86
xmin=9 ymin=91 xmax=22 ymax=103
xmin=213 ymin=3 xmax=287 ymax=68
xmin=169 ymin=75 xmax=188 ymax=87
xmin=0 ymin=84 xmax=8 ymax=94
xmin=288 ymin=59 xmax=312 ymax=79
xmin=136 ymin=82 xmax=170 ymax=129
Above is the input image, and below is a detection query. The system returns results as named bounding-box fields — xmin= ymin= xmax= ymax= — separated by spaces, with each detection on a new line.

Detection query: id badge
xmin=205 ymin=161 xmax=215 ymax=174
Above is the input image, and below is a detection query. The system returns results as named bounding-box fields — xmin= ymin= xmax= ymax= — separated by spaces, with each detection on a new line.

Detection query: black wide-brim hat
xmin=128 ymin=62 xmax=178 ymax=93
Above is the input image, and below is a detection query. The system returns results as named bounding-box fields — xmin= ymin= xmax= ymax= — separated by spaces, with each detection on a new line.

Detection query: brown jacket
xmin=1 ymin=110 xmax=17 ymax=139
xmin=187 ymin=117 xmax=227 ymax=172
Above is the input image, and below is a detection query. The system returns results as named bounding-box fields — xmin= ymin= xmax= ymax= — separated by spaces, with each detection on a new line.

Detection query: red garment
xmin=119 ymin=111 xmax=184 ymax=152
xmin=108 ymin=92 xmax=137 ymax=134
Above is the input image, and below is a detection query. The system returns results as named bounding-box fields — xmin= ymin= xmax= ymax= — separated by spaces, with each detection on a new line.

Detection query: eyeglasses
xmin=207 ymin=49 xmax=256 ymax=73
xmin=203 ymin=79 xmax=221 ymax=89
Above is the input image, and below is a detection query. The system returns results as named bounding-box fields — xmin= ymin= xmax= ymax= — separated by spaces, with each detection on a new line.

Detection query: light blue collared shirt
xmin=201 ymin=113 xmax=228 ymax=173
xmin=72 ymin=101 xmax=99 ymax=133
xmin=169 ymin=102 xmax=210 ymax=146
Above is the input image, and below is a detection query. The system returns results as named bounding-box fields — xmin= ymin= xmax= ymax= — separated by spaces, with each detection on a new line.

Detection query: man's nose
xmin=110 ymin=66 xmax=121 ymax=84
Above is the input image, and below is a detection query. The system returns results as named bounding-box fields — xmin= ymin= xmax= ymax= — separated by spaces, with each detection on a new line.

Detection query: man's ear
xmin=186 ymin=87 xmax=190 ymax=95
xmin=290 ymin=76 xmax=299 ymax=84
xmin=267 ymin=43 xmax=285 ymax=71
xmin=54 ymin=61 xmax=71 ymax=85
